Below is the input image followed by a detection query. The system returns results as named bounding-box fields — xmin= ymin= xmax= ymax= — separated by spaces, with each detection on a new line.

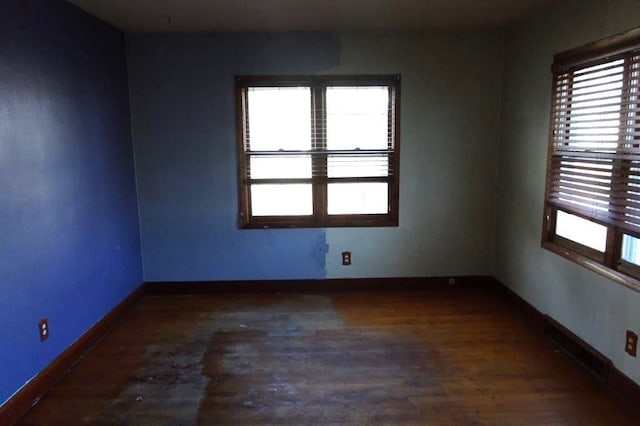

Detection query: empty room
xmin=1 ymin=0 xmax=640 ymax=424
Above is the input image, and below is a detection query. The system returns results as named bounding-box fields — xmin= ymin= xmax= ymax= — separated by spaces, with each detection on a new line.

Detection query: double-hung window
xmin=236 ymin=75 xmax=400 ymax=228
xmin=542 ymin=28 xmax=640 ymax=289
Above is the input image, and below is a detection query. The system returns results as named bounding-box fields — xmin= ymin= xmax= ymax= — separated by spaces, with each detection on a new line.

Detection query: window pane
xmin=251 ymin=184 xmax=312 ymax=216
xmin=247 ymin=87 xmax=311 ymax=151
xmin=555 ymin=210 xmax=607 ymax=252
xmin=328 ymin=183 xmax=388 ymax=215
xmin=327 ymin=154 xmax=388 ymax=178
xmin=326 ymin=87 xmax=389 ymax=150
xmin=622 ymin=234 xmax=640 ymax=265
xmin=249 ymin=155 xmax=311 ymax=179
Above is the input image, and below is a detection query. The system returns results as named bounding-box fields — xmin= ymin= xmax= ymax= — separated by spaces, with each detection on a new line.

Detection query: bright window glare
xmin=556 ymin=211 xmax=607 ymax=252
xmin=247 ymin=87 xmax=311 ymax=151
xmin=251 ymin=184 xmax=312 ymax=216
xmin=238 ymin=76 xmax=399 ymax=226
xmin=561 ymin=61 xmax=623 ymax=150
xmin=326 ymin=87 xmax=389 ymax=150
xmin=328 ymin=183 xmax=388 ymax=215
xmin=250 ymin=156 xmax=312 ymax=179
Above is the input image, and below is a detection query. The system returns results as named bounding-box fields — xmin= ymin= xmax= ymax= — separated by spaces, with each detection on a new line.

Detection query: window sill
xmin=240 ymin=217 xmax=399 ymax=229
xmin=542 ymin=241 xmax=640 ymax=293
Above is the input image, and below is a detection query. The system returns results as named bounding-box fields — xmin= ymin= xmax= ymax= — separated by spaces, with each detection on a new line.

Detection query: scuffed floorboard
xmin=18 ymin=287 xmax=636 ymax=425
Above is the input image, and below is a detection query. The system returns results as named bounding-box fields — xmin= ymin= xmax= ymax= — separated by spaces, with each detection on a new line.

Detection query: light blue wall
xmin=128 ymin=31 xmax=504 ymax=282
xmin=495 ymin=0 xmax=640 ymax=385
xmin=0 ymin=0 xmax=142 ymax=405
xmin=325 ymin=32 xmax=503 ymax=278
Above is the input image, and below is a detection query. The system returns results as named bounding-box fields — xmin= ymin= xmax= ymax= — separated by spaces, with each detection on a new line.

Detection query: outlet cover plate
xmin=39 ymin=318 xmax=49 ymax=342
xmin=625 ymin=330 xmax=637 ymax=357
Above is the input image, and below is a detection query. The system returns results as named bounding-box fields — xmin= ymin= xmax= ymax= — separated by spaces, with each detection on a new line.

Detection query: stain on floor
xmin=17 ymin=289 xmax=637 ymax=425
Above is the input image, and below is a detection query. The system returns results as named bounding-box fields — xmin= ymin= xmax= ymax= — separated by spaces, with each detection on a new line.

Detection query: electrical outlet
xmin=342 ymin=251 xmax=351 ymax=266
xmin=448 ymin=278 xmax=455 ymax=285
xmin=625 ymin=330 xmax=637 ymax=357
xmin=38 ymin=318 xmax=49 ymax=342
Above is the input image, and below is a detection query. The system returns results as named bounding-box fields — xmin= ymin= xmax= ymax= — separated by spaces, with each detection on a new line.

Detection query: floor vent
xmin=543 ymin=316 xmax=612 ymax=381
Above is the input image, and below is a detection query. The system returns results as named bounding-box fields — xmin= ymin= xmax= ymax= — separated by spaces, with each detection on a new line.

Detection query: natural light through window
xmin=237 ymin=76 xmax=400 ymax=228
xmin=327 ymin=183 xmax=388 ymax=215
xmin=251 ymin=184 xmax=313 ymax=216
xmin=543 ymin=29 xmax=640 ymax=287
xmin=555 ymin=210 xmax=607 ymax=252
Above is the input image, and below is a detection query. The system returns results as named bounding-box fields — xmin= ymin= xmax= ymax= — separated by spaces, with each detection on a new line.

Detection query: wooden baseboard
xmin=0 ymin=285 xmax=145 ymax=426
xmin=492 ymin=278 xmax=640 ymax=420
xmin=543 ymin=315 xmax=613 ymax=380
xmin=490 ymin=278 xmax=546 ymax=328
xmin=145 ymin=275 xmax=496 ymax=295
xmin=609 ymin=367 xmax=640 ymax=418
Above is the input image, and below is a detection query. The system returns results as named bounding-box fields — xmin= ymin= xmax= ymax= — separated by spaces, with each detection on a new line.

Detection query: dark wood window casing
xmin=542 ymin=27 xmax=640 ymax=292
xmin=236 ymin=75 xmax=400 ymax=229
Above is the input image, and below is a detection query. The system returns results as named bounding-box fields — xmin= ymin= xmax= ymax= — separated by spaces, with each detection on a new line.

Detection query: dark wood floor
xmin=18 ymin=285 xmax=636 ymax=425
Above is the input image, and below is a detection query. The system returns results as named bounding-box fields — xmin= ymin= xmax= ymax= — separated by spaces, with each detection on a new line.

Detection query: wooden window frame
xmin=542 ymin=27 xmax=640 ymax=293
xmin=236 ymin=75 xmax=401 ymax=229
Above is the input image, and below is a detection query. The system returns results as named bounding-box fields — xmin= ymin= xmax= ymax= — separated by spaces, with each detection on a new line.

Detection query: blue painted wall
xmin=128 ymin=34 xmax=337 ymax=281
xmin=0 ymin=0 xmax=142 ymax=405
xmin=128 ymin=32 xmax=503 ymax=282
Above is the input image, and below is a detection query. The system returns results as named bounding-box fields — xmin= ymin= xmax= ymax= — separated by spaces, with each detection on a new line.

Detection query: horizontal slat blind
xmin=548 ymin=50 xmax=640 ymax=233
xmin=243 ymin=151 xmax=395 ymax=180
xmin=241 ymin=85 xmax=396 ymax=182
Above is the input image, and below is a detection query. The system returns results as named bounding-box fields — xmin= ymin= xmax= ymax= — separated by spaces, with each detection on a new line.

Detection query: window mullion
xmin=604 ymin=227 xmax=622 ymax=268
xmin=543 ymin=205 xmax=557 ymax=243
xmin=610 ymin=54 xmax=635 ymax=267
xmin=563 ymin=72 xmax=575 ymax=149
xmin=387 ymin=86 xmax=396 ymax=217
xmin=238 ymin=86 xmax=251 ymax=226
xmin=311 ymin=86 xmax=327 ymax=223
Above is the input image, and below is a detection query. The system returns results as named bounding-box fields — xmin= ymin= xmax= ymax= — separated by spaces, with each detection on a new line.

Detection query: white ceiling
xmin=66 ymin=0 xmax=556 ymax=33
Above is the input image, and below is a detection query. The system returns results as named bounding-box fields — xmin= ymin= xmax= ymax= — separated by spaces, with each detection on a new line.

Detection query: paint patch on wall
xmin=128 ymin=33 xmax=340 ymax=281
